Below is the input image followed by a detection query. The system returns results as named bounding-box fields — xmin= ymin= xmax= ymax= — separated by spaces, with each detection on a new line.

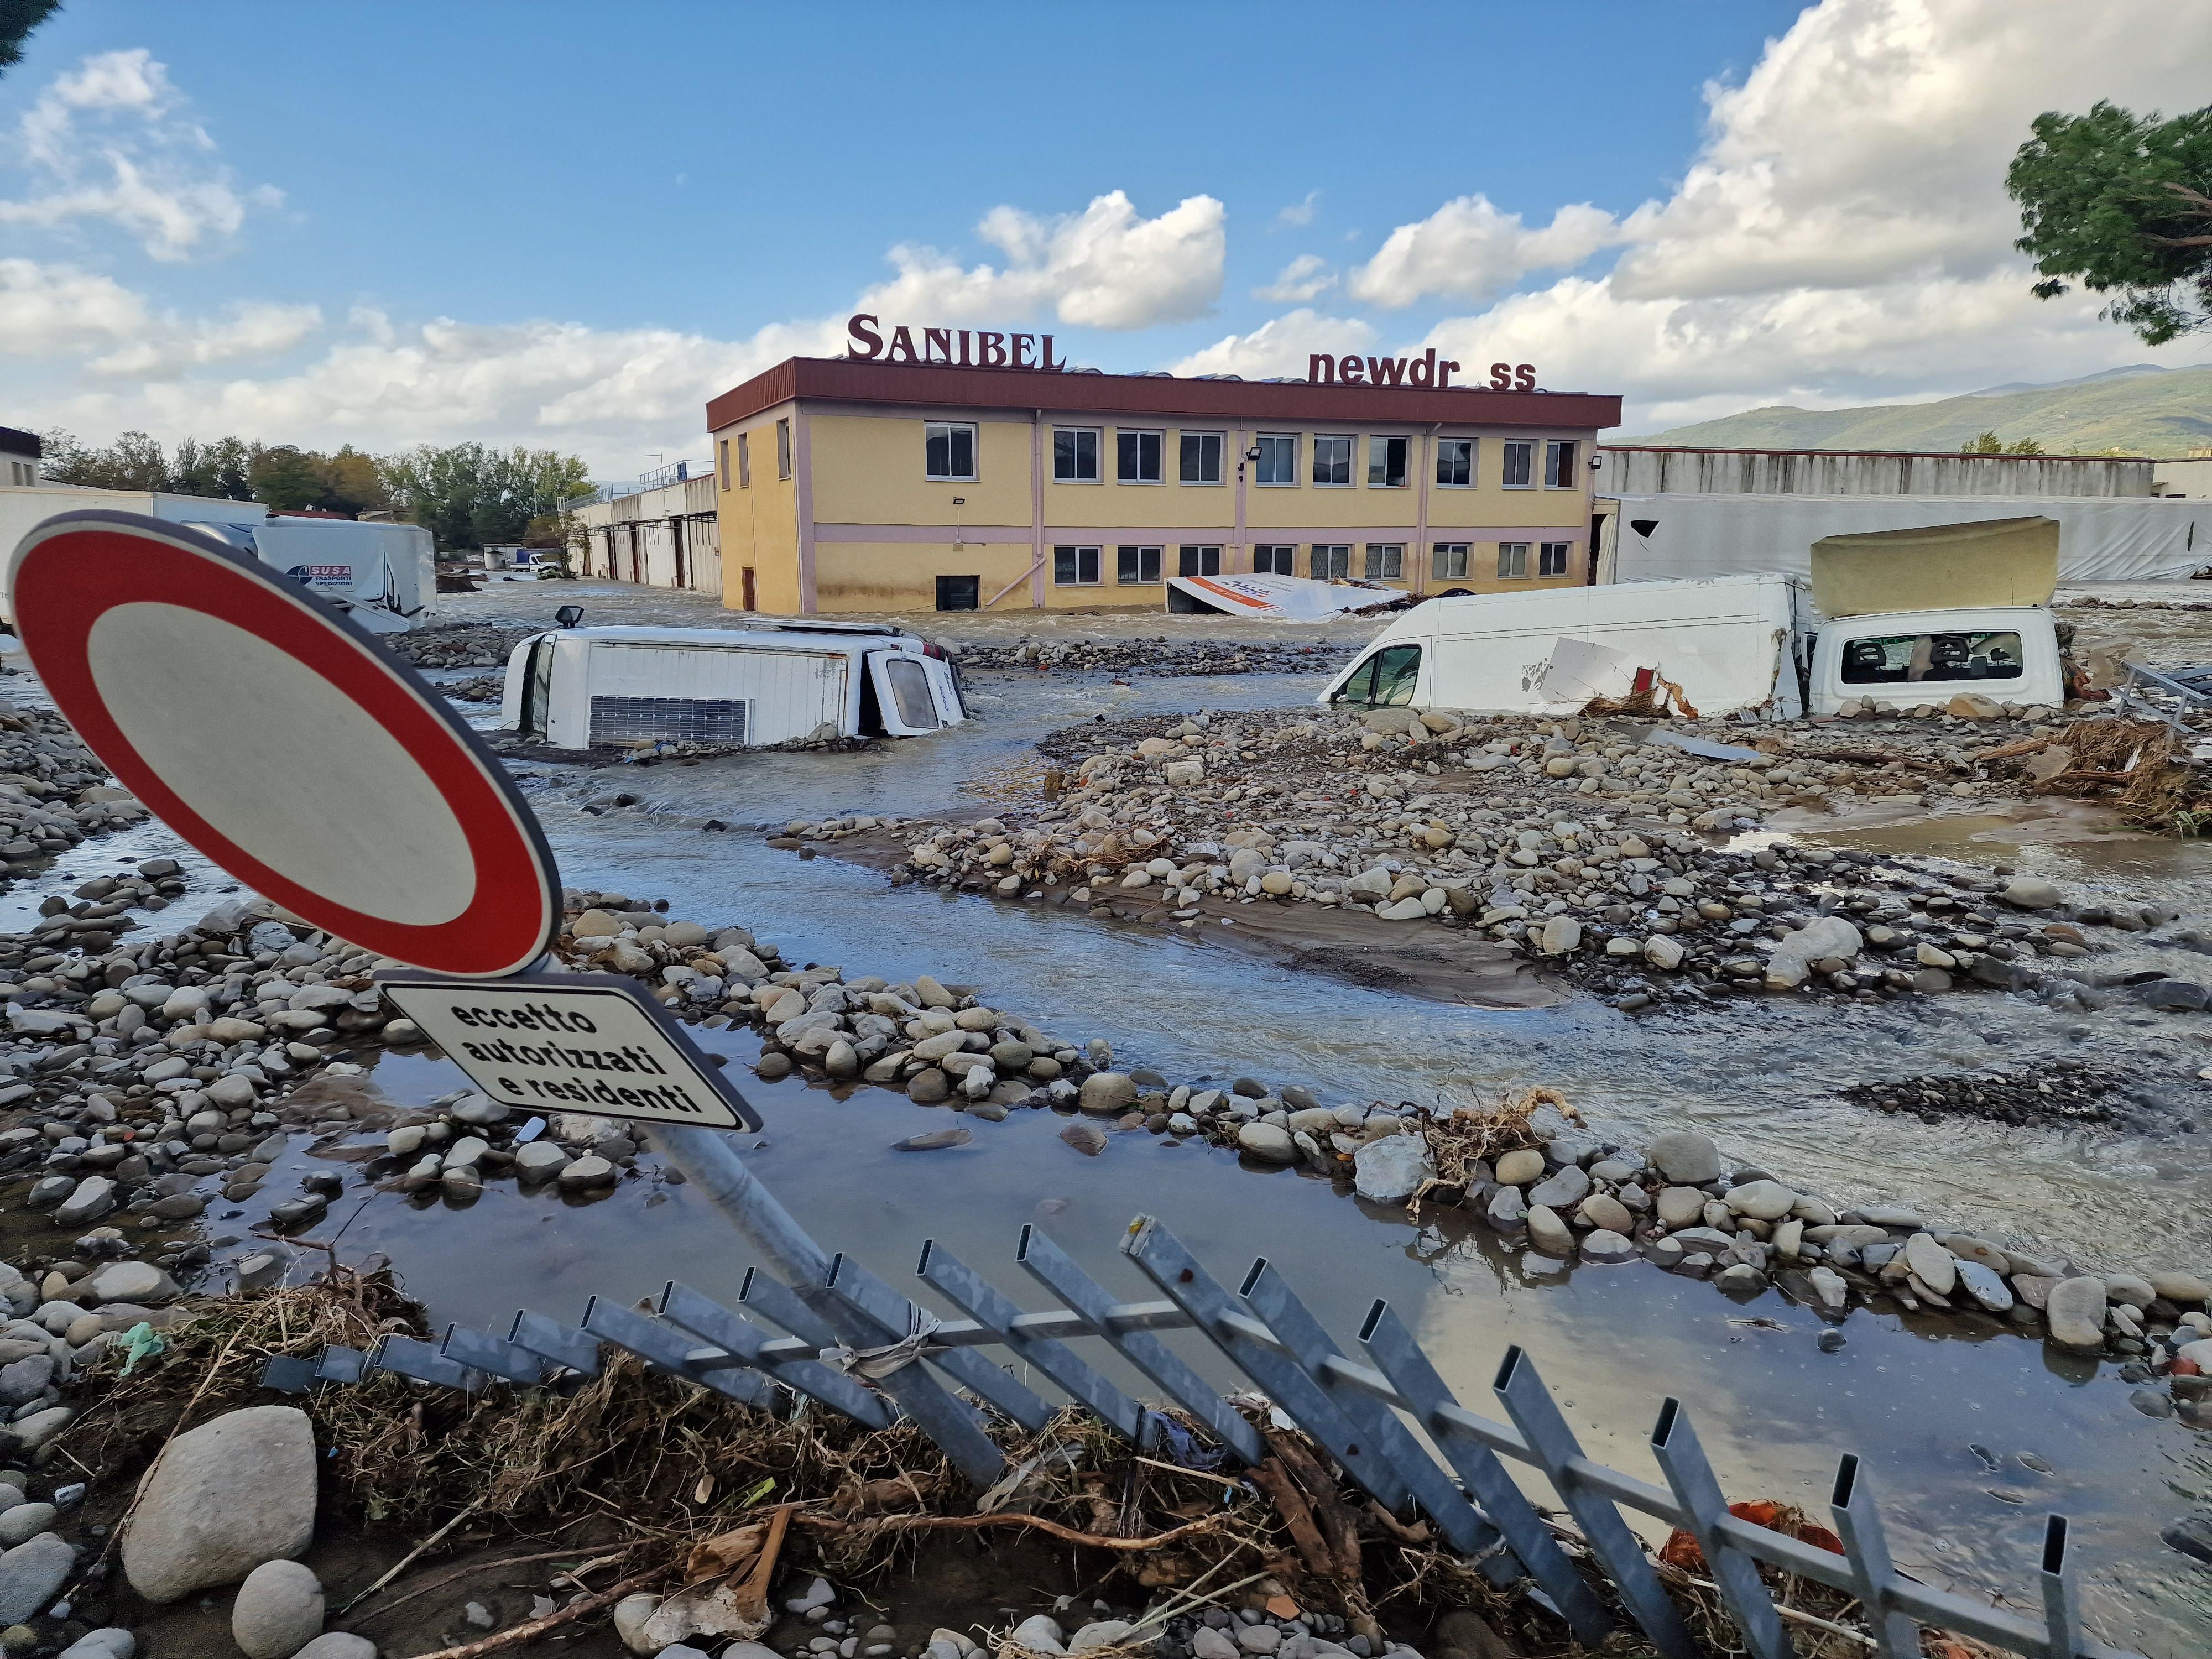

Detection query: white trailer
xmin=500 ymin=622 xmax=968 ymax=749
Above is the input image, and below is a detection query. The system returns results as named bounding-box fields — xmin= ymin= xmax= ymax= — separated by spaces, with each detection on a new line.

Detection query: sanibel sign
xmin=847 ymin=312 xmax=1067 ymax=371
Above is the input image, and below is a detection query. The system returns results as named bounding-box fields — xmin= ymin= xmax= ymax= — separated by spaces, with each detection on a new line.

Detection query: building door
xmin=740 ymin=567 xmax=757 ymax=611
xmin=936 ymin=575 xmax=979 ymax=611
xmin=671 ymin=517 xmax=688 ymax=590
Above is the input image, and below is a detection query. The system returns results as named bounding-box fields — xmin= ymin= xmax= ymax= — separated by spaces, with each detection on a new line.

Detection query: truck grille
xmin=588 ymin=696 xmax=749 ymax=745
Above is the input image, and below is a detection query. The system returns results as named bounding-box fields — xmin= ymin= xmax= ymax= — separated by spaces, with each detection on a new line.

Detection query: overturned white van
xmin=500 ymin=622 xmax=967 ymax=749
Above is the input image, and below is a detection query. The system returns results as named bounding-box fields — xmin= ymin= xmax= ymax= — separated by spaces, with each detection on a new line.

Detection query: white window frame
xmin=1435 ymin=438 xmax=1475 ymax=488
xmin=1053 ymin=544 xmax=1102 ymax=585
xmin=1177 ymin=544 xmax=1222 ymax=576
xmin=1366 ymin=435 xmax=1410 ymax=488
xmin=1179 ymin=431 xmax=1224 ymax=485
xmin=1365 ymin=543 xmax=1404 ymax=580
xmin=1116 ymin=545 xmax=1163 ymax=583
xmin=924 ymin=421 xmax=975 ymax=482
xmin=1432 ymin=542 xmax=1469 ymax=580
xmin=1312 ymin=544 xmax=1352 ymax=580
xmin=1053 ymin=427 xmax=1102 ymax=483
xmin=1539 ymin=541 xmax=1573 ymax=577
xmin=1501 ymin=440 xmax=1533 ymax=489
xmin=1312 ymin=434 xmax=1354 ymax=487
xmin=1253 ymin=544 xmax=1295 ymax=575
xmin=1117 ymin=429 xmax=1164 ymax=484
xmin=1544 ymin=440 xmax=1580 ymax=489
xmin=776 ymin=418 xmax=793 ymax=481
xmin=1498 ymin=541 xmax=1531 ymax=578
xmin=1254 ymin=432 xmax=1298 ymax=486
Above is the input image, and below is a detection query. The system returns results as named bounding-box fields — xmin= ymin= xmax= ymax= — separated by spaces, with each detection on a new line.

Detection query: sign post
xmin=4 ymin=510 xmax=832 ymax=1288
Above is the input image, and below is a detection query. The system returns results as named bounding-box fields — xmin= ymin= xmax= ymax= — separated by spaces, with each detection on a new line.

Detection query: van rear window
xmin=884 ymin=658 xmax=939 ymax=730
xmin=1839 ymin=630 xmax=2023 ymax=685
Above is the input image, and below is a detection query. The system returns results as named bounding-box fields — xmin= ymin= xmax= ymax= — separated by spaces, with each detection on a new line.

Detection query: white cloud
xmin=1253 ymin=254 xmax=1335 ymax=304
xmin=1 ymin=48 xmax=276 ymax=260
xmin=1170 ymin=309 xmax=1376 ymax=380
xmin=1349 ymin=198 xmax=1620 ymax=307
xmin=87 ymin=301 xmax=324 ymax=377
xmin=0 ymin=258 xmax=150 ymax=353
xmin=1275 ymin=191 xmax=1319 ymax=228
xmin=860 ymin=190 xmax=1225 ymax=331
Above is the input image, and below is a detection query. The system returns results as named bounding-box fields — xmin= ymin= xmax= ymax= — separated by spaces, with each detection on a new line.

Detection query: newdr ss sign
xmin=377 ymin=970 xmax=761 ymax=1131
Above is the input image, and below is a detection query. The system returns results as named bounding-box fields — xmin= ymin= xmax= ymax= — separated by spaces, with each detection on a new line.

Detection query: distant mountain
xmin=1627 ymin=363 xmax=2212 ymax=457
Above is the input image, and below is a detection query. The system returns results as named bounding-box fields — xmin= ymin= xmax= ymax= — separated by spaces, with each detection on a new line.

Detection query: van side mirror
xmin=554 ymin=604 xmax=583 ymax=629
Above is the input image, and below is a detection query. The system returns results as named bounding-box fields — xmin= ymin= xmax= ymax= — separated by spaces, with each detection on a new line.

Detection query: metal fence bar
xmin=656 ymin=1280 xmax=895 ymax=1430
xmin=1494 ymin=1347 xmax=1697 ymax=1659
xmin=1239 ymin=1260 xmax=1504 ymax=1568
xmin=1650 ymin=1399 xmax=1793 ymax=1659
xmin=1017 ymin=1223 xmax=1267 ymax=1467
xmin=738 ymin=1266 xmax=842 ymax=1349
xmin=374 ymin=1334 xmax=485 ymax=1392
xmin=808 ymin=1261 xmax=1008 ymax=1485
xmin=1828 ymin=1454 xmax=1919 ymax=1659
xmin=1121 ymin=1218 xmax=1411 ymax=1507
xmin=2041 ymin=1517 xmax=2079 ymax=1659
xmin=313 ymin=1345 xmax=370 ymax=1385
xmin=439 ymin=1324 xmax=552 ymax=1386
xmin=580 ymin=1295 xmax=776 ymax=1408
xmin=1357 ymin=1301 xmax=1613 ymax=1646
xmin=917 ymin=1239 xmax=1146 ymax=1442
xmin=507 ymin=1310 xmax=602 ymax=1376
xmin=827 ymin=1253 xmax=1056 ymax=1434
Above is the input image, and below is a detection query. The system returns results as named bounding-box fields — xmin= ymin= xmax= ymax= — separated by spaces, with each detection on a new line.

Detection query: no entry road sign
xmin=375 ymin=969 xmax=759 ymax=1130
xmin=7 ymin=511 xmax=557 ymax=977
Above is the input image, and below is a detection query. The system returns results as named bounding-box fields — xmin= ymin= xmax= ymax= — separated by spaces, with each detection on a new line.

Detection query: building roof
xmin=0 ymin=426 xmax=41 ymax=459
xmin=707 ymin=357 xmax=1620 ymax=434
xmin=1601 ymin=442 xmax=2153 ymax=463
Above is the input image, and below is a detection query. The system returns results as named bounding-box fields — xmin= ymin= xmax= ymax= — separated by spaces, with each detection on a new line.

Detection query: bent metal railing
xmin=264 ymin=1213 xmax=2139 ymax=1659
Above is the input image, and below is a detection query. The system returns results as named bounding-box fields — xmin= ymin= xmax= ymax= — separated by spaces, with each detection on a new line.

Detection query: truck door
xmin=867 ymin=652 xmax=944 ymax=736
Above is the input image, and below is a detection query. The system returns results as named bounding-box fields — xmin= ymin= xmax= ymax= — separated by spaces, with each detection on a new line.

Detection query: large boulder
xmin=232 ymin=1559 xmax=325 ymax=1659
xmin=1764 ymin=916 xmax=1861 ymax=989
xmin=1647 ymin=1131 xmax=1720 ymax=1185
xmin=2044 ymin=1276 xmax=2107 ymax=1350
xmin=122 ymin=1405 xmax=317 ymax=1602
xmin=1353 ymin=1136 xmax=1436 ymax=1206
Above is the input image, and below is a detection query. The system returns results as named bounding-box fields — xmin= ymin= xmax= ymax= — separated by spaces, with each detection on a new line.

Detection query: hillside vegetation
xmin=1630 ymin=364 xmax=2212 ymax=456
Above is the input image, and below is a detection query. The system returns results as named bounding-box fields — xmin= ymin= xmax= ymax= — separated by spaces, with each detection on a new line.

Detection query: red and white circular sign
xmin=7 ymin=510 xmax=558 ymax=977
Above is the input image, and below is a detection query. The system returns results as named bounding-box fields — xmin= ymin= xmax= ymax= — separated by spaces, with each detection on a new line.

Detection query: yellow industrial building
xmin=705 ymin=354 xmax=1620 ymax=614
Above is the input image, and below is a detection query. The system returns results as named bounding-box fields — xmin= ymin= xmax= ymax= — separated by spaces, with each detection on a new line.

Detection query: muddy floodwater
xmin=10 ymin=591 xmax=2212 ymax=1656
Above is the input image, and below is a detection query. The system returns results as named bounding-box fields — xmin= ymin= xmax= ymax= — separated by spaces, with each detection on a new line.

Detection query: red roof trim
xmin=707 ymin=357 xmax=1620 ymax=435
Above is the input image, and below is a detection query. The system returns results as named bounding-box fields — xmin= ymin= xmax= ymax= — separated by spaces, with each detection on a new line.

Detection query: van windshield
xmin=1840 ymin=630 xmax=2023 ymax=685
xmin=1331 ymin=644 xmax=1421 ymax=706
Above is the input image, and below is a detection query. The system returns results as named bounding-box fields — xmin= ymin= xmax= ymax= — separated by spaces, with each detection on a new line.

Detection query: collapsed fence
xmin=266 ymin=1208 xmax=2140 ymax=1659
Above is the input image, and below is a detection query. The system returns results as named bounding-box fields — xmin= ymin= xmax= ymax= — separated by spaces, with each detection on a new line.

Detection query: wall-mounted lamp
xmin=951 ymin=497 xmax=966 ymax=549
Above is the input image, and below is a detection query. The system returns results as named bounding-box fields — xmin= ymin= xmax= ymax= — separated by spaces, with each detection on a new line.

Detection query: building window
xmin=1544 ymin=440 xmax=1580 ymax=488
xmin=1367 ymin=436 xmax=1409 ymax=488
xmin=1501 ymin=441 xmax=1532 ymax=488
xmin=1365 ymin=544 xmax=1404 ymax=580
xmin=737 ymin=433 xmax=752 ymax=488
xmin=1253 ymin=545 xmax=1295 ymax=575
xmin=1432 ymin=543 xmax=1469 ymax=580
xmin=1539 ymin=541 xmax=1573 ymax=577
xmin=1312 ymin=544 xmax=1352 ymax=580
xmin=1313 ymin=435 xmax=1353 ymax=486
xmin=1436 ymin=439 xmax=1474 ymax=487
xmin=718 ymin=438 xmax=731 ymax=491
xmin=1498 ymin=541 xmax=1531 ymax=578
xmin=1053 ymin=545 xmax=1101 ymax=585
xmin=1117 ymin=430 xmax=1163 ymax=483
xmin=1178 ymin=545 xmax=1222 ymax=576
xmin=1180 ymin=431 xmax=1223 ymax=484
xmin=1116 ymin=545 xmax=1162 ymax=583
xmin=776 ymin=419 xmax=793 ymax=480
xmin=925 ymin=421 xmax=976 ymax=481
xmin=1054 ymin=427 xmax=1101 ymax=482
xmin=1254 ymin=432 xmax=1298 ymax=485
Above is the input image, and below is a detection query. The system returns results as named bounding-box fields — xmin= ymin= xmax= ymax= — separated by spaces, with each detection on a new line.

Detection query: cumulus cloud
xmin=1253 ymin=254 xmax=1335 ymax=304
xmin=0 ymin=258 xmax=150 ymax=353
xmin=1170 ymin=309 xmax=1376 ymax=379
xmin=0 ymin=48 xmax=277 ymax=260
xmin=1349 ymin=199 xmax=1620 ymax=308
xmin=860 ymin=190 xmax=1225 ymax=331
xmin=87 ymin=301 xmax=324 ymax=377
xmin=1275 ymin=191 xmax=1319 ymax=228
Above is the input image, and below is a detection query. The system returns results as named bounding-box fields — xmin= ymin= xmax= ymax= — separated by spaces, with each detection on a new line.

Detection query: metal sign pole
xmin=650 ymin=1122 xmax=832 ymax=1290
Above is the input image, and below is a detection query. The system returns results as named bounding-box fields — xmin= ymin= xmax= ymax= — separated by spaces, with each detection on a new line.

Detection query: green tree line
xmin=37 ymin=429 xmax=593 ymax=550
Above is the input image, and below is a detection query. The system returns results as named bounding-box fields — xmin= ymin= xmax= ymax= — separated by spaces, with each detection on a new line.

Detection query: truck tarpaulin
xmin=1165 ymin=572 xmax=1399 ymax=622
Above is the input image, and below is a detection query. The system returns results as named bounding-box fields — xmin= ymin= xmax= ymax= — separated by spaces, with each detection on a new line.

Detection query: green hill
xmin=1629 ymin=364 xmax=2212 ymax=457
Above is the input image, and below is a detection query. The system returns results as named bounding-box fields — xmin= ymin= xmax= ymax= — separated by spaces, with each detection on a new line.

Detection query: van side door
xmin=867 ymin=651 xmax=946 ymax=736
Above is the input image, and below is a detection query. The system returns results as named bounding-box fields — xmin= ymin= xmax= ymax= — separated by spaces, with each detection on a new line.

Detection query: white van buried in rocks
xmin=500 ymin=617 xmax=967 ymax=749
xmin=1320 ymin=516 xmax=2070 ymax=721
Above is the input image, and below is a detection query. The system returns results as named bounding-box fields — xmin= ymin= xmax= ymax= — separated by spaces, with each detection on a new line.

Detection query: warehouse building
xmin=570 ymin=461 xmax=723 ymax=593
xmin=705 ymin=338 xmax=1619 ymax=614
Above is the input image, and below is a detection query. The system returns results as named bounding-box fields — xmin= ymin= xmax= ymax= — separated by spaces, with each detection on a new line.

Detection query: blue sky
xmin=5 ymin=1 xmax=2207 ymax=476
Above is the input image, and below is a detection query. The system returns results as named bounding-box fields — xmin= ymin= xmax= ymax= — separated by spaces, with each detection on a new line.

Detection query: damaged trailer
xmin=501 ymin=622 xmax=967 ymax=750
xmin=1165 ymin=570 xmax=1404 ymax=622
